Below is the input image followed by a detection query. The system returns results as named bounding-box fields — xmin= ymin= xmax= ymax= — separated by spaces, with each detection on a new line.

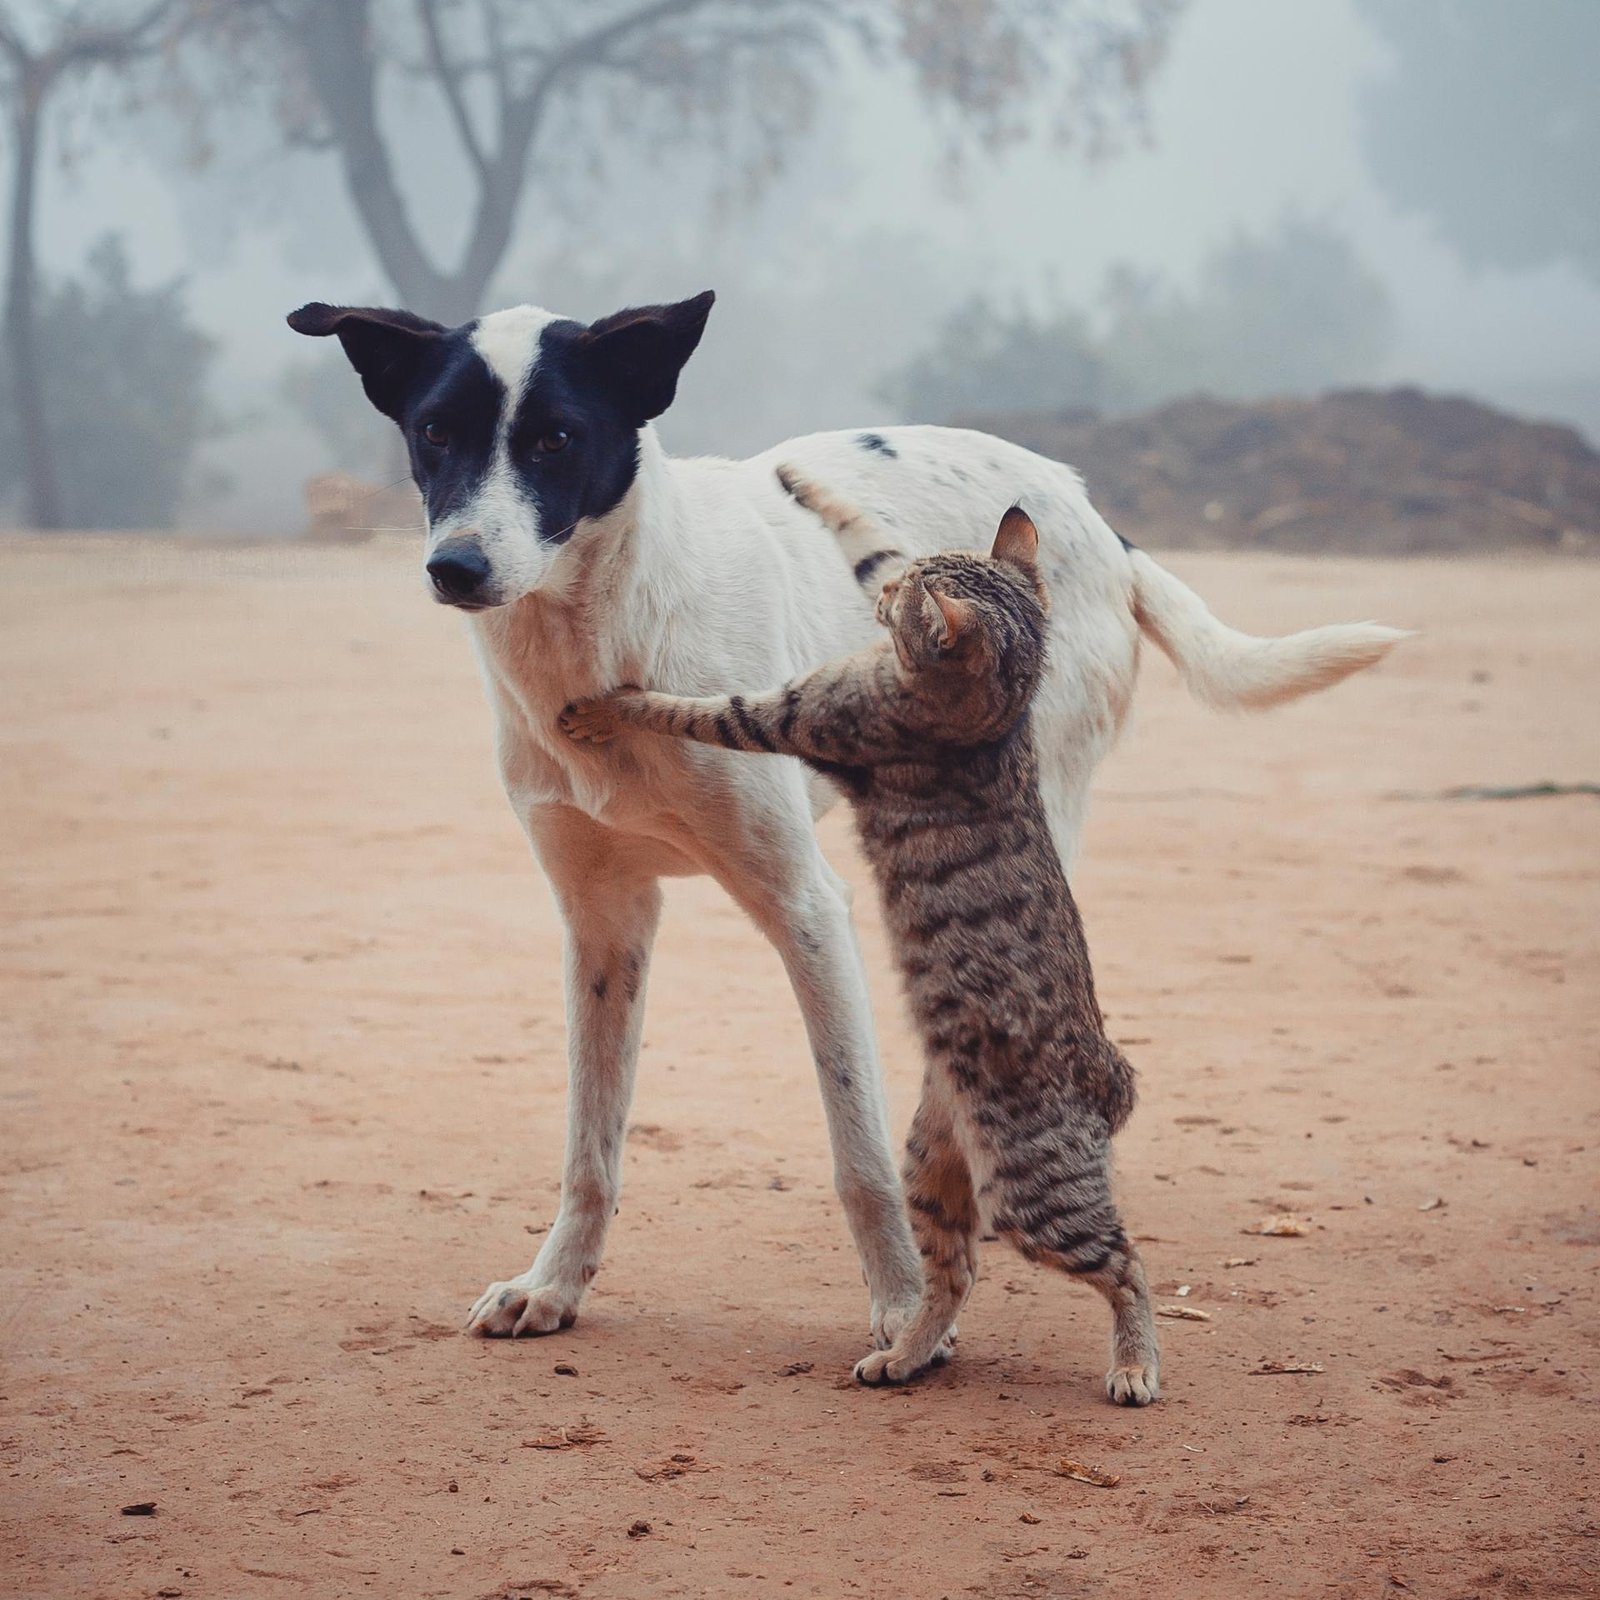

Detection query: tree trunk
xmin=3 ymin=67 xmax=63 ymax=530
xmin=294 ymin=3 xmax=458 ymax=321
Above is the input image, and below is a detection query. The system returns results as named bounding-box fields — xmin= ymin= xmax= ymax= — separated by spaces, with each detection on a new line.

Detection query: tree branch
xmin=38 ymin=0 xmax=182 ymax=75
xmin=444 ymin=0 xmax=806 ymax=310
xmin=291 ymin=0 xmax=454 ymax=314
xmin=0 ymin=10 xmax=32 ymax=69
xmin=478 ymin=0 xmax=512 ymax=111
xmin=528 ymin=0 xmax=721 ymax=90
xmin=490 ymin=0 xmax=729 ymax=197
xmin=415 ymin=0 xmax=488 ymax=177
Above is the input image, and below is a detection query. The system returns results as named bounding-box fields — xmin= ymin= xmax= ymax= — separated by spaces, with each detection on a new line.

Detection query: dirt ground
xmin=1 ymin=537 xmax=1595 ymax=1599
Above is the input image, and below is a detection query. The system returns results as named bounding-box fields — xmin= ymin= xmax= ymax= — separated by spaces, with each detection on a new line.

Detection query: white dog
xmin=289 ymin=290 xmax=1404 ymax=1348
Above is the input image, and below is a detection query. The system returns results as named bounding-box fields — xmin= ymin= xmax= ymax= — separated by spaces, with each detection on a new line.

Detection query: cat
xmin=560 ymin=472 xmax=1160 ymax=1404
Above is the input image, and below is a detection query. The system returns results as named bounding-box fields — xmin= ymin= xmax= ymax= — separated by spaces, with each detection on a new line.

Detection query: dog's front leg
xmin=693 ymin=776 xmax=924 ymax=1348
xmin=468 ymin=807 xmax=661 ymax=1337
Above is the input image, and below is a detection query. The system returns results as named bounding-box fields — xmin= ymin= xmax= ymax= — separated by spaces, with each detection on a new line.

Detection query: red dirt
xmin=1 ymin=538 xmax=1595 ymax=1598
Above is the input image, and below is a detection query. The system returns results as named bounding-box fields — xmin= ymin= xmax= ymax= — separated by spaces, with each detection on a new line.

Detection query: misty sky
xmin=28 ymin=0 xmax=1600 ymax=530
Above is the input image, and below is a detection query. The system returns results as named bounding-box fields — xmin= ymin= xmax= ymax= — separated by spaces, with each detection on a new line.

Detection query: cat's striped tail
xmin=777 ymin=465 xmax=908 ymax=592
xmin=1126 ymin=546 xmax=1411 ymax=712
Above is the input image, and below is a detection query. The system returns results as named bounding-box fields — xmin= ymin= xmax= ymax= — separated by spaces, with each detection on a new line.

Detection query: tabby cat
xmin=560 ymin=472 xmax=1160 ymax=1404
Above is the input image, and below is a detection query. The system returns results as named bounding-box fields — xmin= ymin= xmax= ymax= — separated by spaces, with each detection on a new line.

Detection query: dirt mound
xmin=965 ymin=388 xmax=1600 ymax=554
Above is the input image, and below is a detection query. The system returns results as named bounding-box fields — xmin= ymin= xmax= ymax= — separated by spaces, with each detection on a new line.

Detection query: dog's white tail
xmin=1128 ymin=546 xmax=1409 ymax=712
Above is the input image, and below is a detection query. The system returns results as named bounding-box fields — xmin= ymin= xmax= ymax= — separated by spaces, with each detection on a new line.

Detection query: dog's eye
xmin=422 ymin=422 xmax=449 ymax=449
xmin=535 ymin=428 xmax=571 ymax=455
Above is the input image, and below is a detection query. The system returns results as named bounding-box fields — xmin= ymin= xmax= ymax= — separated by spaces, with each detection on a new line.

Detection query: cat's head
xmin=878 ymin=507 xmax=1049 ymax=733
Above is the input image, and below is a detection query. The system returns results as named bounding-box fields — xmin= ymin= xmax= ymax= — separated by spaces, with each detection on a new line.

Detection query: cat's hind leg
xmin=992 ymin=1126 xmax=1160 ymax=1406
xmin=855 ymin=1092 xmax=978 ymax=1386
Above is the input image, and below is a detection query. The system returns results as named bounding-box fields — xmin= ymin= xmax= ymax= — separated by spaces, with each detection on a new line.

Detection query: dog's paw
xmin=559 ymin=698 xmax=622 ymax=744
xmin=466 ymin=1276 xmax=582 ymax=1338
xmin=854 ymin=1347 xmax=933 ymax=1387
xmin=1106 ymin=1362 xmax=1160 ymax=1406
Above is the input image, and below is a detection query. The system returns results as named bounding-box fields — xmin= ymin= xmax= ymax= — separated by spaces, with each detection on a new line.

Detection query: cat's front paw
xmin=560 ymin=698 xmax=623 ymax=744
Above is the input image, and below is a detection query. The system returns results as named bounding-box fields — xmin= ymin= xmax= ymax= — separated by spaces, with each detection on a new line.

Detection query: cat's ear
xmin=921 ymin=587 xmax=979 ymax=654
xmin=991 ymin=505 xmax=1039 ymax=569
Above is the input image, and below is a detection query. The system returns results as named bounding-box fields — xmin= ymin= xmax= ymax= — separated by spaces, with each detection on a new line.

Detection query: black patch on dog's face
xmin=291 ymin=293 xmax=714 ymax=570
xmin=397 ymin=329 xmax=514 ymax=530
xmin=400 ymin=318 xmax=643 ymax=543
xmin=503 ymin=319 xmax=645 ymax=543
xmin=290 ymin=292 xmax=714 ymax=604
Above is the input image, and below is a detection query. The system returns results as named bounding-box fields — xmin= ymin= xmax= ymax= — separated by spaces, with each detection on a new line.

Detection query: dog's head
xmin=287 ymin=292 xmax=714 ymax=609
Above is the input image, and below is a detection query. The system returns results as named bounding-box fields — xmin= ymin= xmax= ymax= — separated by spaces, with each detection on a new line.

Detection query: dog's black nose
xmin=427 ymin=537 xmax=492 ymax=604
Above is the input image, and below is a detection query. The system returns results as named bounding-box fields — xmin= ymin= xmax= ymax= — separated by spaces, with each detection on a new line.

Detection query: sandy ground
xmin=1 ymin=537 xmax=1596 ymax=1599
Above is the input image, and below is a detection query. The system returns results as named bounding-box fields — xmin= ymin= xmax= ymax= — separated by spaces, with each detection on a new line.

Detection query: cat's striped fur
xmin=561 ymin=473 xmax=1159 ymax=1403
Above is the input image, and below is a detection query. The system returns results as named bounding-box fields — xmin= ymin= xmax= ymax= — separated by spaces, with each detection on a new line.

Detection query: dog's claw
xmin=1106 ymin=1363 xmax=1160 ymax=1406
xmin=467 ymin=1277 xmax=582 ymax=1337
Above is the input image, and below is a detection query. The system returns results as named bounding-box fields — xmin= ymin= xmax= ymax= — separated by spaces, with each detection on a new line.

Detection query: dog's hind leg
xmin=468 ymin=806 xmax=662 ymax=1337
xmin=692 ymin=775 xmax=924 ymax=1349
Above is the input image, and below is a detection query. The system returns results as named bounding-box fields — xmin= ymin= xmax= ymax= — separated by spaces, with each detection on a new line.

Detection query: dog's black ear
xmin=580 ymin=290 xmax=715 ymax=427
xmin=286 ymin=302 xmax=446 ymax=422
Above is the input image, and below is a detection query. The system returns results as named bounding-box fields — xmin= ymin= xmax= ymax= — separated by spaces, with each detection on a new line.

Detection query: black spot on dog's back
xmin=856 ymin=432 xmax=898 ymax=459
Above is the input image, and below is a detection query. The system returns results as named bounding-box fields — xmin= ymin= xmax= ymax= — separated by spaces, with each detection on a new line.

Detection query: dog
xmin=288 ymin=290 xmax=1405 ymax=1346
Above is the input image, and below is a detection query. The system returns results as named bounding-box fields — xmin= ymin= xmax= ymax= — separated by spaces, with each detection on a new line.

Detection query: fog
xmin=12 ymin=0 xmax=1600 ymax=532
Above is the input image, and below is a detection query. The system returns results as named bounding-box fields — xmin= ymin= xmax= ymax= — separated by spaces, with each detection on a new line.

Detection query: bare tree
xmin=0 ymin=1 xmax=178 ymax=528
xmin=202 ymin=0 xmax=1182 ymax=325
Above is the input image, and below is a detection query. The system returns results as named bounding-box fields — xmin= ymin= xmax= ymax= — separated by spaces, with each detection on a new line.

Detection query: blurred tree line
xmin=0 ymin=235 xmax=211 ymax=526
xmin=2 ymin=0 xmax=1180 ymax=528
xmin=1 ymin=0 xmax=184 ymax=526
xmin=882 ymin=215 xmax=1394 ymax=421
xmin=2 ymin=0 xmax=1595 ymax=529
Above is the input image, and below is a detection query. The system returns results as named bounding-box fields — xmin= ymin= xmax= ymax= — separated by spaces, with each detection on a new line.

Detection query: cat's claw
xmin=1106 ymin=1363 xmax=1160 ymax=1406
